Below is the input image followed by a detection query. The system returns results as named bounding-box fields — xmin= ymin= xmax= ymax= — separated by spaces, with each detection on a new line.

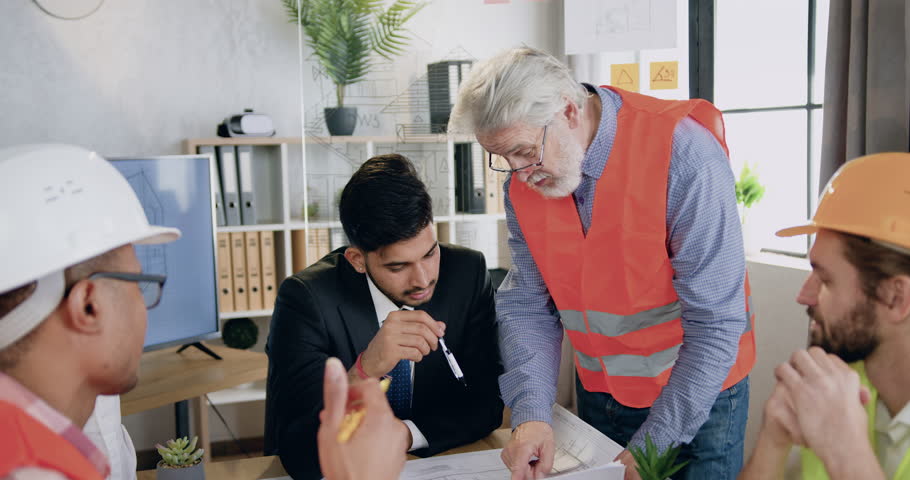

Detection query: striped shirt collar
xmin=579 ymin=83 xmax=622 ymax=181
xmin=0 ymin=372 xmax=110 ymax=477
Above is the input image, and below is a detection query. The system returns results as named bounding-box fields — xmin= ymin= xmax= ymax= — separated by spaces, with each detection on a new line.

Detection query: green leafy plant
xmin=735 ymin=163 xmax=766 ymax=225
xmin=629 ymin=434 xmax=689 ymax=480
xmin=156 ymin=436 xmax=204 ymax=467
xmin=283 ymin=0 xmax=427 ymax=108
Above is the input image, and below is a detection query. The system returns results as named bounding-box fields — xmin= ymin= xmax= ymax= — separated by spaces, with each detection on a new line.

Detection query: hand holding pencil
xmin=317 ymin=358 xmax=408 ymax=480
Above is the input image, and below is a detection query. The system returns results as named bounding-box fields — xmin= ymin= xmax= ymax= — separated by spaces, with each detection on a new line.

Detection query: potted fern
xmin=283 ymin=0 xmax=427 ymax=136
xmin=629 ymin=434 xmax=689 ymax=480
xmin=155 ymin=436 xmax=205 ymax=480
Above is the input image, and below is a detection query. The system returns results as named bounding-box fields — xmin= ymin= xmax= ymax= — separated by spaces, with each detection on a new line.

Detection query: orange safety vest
xmin=0 ymin=400 xmax=104 ymax=480
xmin=509 ymin=87 xmax=756 ymax=408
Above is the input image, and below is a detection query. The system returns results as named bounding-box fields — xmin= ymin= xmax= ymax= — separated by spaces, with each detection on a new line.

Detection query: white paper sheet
xmin=399 ymin=404 xmax=625 ymax=480
xmin=565 ymin=0 xmax=677 ymax=54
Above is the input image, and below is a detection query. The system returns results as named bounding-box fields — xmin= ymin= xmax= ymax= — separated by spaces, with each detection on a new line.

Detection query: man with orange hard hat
xmin=740 ymin=152 xmax=910 ymax=480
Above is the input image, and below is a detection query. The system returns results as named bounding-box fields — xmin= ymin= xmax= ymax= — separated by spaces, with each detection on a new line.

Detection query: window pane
xmin=725 ymin=110 xmax=808 ymax=254
xmin=715 ymin=2 xmax=809 ymax=109
xmin=813 ymin=0 xmax=830 ymax=104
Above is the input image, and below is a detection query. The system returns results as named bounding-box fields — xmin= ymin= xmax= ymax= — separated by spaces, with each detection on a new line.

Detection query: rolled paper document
xmin=336 ymin=376 xmax=392 ymax=443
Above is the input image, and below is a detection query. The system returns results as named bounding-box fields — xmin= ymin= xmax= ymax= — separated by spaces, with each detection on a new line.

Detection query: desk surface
xmin=121 ymin=344 xmax=268 ymax=416
xmin=137 ymin=455 xmax=285 ymax=480
xmin=137 ymin=429 xmax=512 ymax=480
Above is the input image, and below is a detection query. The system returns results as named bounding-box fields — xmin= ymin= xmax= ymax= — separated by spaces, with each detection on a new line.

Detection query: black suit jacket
xmin=264 ymin=243 xmax=503 ymax=480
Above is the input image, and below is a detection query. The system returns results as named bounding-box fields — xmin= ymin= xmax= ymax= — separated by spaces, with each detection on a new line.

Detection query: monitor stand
xmin=173 ymin=341 xmax=223 ymax=438
xmin=177 ymin=342 xmax=223 ymax=360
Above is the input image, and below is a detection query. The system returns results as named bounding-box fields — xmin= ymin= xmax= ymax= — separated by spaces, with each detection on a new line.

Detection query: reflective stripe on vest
xmin=576 ymin=345 xmax=681 ymax=378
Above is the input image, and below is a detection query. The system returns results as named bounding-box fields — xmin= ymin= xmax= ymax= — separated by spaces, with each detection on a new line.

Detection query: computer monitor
xmin=109 ymin=155 xmax=220 ymax=351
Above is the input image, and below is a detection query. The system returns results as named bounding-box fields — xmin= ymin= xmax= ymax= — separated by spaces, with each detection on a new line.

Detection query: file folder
xmin=244 ymin=231 xmax=263 ymax=311
xmin=217 ymin=146 xmax=242 ymax=226
xmin=229 ymin=232 xmax=249 ymax=311
xmin=216 ymin=232 xmax=234 ymax=313
xmin=259 ymin=231 xmax=278 ymax=310
xmin=236 ymin=145 xmax=257 ymax=225
xmin=199 ymin=145 xmax=226 ymax=227
xmin=454 ymin=142 xmax=486 ymax=213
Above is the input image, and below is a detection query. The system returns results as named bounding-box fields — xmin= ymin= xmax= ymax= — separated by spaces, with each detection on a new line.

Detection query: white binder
xmin=216 ymin=145 xmax=242 ymax=226
xmin=236 ymin=145 xmax=257 ymax=225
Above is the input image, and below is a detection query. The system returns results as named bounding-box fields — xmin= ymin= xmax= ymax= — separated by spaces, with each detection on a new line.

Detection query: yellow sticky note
xmin=650 ymin=61 xmax=678 ymax=90
xmin=610 ymin=63 xmax=640 ymax=92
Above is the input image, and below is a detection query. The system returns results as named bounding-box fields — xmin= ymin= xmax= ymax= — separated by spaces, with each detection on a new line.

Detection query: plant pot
xmin=156 ymin=460 xmax=205 ymax=480
xmin=324 ymin=107 xmax=357 ymax=136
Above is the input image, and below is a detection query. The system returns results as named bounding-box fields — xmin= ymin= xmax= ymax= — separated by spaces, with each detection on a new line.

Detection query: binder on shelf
xmin=216 ymin=232 xmax=234 ymax=313
xmin=427 ymin=60 xmax=473 ymax=133
xmin=229 ymin=232 xmax=249 ymax=311
xmin=454 ymin=142 xmax=485 ymax=214
xmin=484 ymin=150 xmax=502 ymax=215
xmin=199 ymin=145 xmax=226 ymax=226
xmin=259 ymin=231 xmax=278 ymax=309
xmin=291 ymin=230 xmax=308 ymax=273
xmin=244 ymin=232 xmax=264 ymax=311
xmin=217 ymin=145 xmax=242 ymax=226
xmin=236 ymin=145 xmax=257 ymax=225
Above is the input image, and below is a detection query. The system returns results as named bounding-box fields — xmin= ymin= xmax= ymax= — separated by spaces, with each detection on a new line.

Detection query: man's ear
xmin=344 ymin=247 xmax=367 ymax=274
xmin=61 ymin=279 xmax=103 ymax=334
xmin=879 ymin=275 xmax=910 ymax=325
xmin=563 ymin=98 xmax=581 ymax=129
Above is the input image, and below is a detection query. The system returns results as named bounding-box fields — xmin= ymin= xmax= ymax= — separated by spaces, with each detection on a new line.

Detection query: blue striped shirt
xmin=496 ymin=85 xmax=747 ymax=451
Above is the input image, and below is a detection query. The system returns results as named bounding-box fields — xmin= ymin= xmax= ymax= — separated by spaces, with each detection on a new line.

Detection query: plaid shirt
xmin=0 ymin=372 xmax=110 ymax=480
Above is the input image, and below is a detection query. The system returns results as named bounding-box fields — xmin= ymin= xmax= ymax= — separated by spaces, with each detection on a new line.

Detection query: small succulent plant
xmin=156 ymin=436 xmax=204 ymax=467
xmin=629 ymin=434 xmax=689 ymax=480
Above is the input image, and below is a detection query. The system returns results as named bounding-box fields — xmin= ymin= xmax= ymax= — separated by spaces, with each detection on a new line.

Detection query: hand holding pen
xmin=401 ymin=306 xmax=467 ymax=387
xmin=357 ymin=308 xmax=446 ymax=377
xmin=318 ymin=358 xmax=407 ymax=480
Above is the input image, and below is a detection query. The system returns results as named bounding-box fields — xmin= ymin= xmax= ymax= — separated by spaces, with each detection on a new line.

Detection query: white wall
xmin=744 ymin=256 xmax=811 ymax=456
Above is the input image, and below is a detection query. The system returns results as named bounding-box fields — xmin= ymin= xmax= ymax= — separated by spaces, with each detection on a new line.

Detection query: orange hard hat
xmin=776 ymin=152 xmax=910 ymax=251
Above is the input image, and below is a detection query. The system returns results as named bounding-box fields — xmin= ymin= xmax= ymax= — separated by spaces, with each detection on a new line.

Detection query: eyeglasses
xmin=69 ymin=272 xmax=168 ymax=309
xmin=488 ymin=124 xmax=549 ymax=173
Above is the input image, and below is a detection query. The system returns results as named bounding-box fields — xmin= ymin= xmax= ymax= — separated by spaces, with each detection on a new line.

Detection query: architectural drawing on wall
xmin=381 ymin=46 xmax=478 ymax=141
xmin=123 ymin=170 xmax=168 ymax=281
xmin=374 ymin=142 xmax=452 ymax=217
xmin=290 ymin=142 xmax=369 ymax=222
xmin=595 ymin=0 xmax=651 ymax=35
xmin=565 ymin=0 xmax=676 ymax=54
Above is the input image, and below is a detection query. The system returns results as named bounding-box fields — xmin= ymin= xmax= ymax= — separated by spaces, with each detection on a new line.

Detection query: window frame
xmin=689 ymin=0 xmax=823 ymax=256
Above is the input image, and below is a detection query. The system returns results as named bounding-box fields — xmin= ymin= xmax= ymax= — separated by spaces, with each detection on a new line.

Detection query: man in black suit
xmin=264 ymin=154 xmax=504 ymax=479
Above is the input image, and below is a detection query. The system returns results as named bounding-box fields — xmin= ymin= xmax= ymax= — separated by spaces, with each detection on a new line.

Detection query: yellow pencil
xmin=337 ymin=376 xmax=392 ymax=443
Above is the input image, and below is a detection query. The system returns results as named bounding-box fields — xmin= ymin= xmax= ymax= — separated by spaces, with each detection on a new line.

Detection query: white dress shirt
xmin=366 ymin=275 xmax=429 ymax=451
xmin=83 ymin=395 xmax=137 ymax=480
xmin=875 ymin=399 xmax=910 ymax=478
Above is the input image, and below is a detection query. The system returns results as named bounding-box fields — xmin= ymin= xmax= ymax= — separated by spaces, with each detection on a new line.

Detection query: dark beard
xmin=808 ymin=299 xmax=879 ymax=363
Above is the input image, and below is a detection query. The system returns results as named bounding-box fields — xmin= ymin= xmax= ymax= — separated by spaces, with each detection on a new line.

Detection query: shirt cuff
xmin=404 ymin=420 xmax=429 ymax=451
xmin=510 ymin=406 xmax=554 ymax=430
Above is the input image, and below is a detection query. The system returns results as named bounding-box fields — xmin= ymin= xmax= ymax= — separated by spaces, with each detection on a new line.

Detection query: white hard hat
xmin=0 ymin=144 xmax=181 ymax=350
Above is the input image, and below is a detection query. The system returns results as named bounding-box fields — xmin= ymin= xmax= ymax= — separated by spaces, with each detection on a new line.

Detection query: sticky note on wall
xmin=649 ymin=61 xmax=678 ymax=90
xmin=610 ymin=63 xmax=640 ymax=92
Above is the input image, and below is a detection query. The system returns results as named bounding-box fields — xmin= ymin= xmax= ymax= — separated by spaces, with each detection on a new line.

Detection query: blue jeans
xmin=576 ymin=376 xmax=749 ymax=480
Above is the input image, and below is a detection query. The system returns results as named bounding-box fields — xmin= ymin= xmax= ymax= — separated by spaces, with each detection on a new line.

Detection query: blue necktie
xmin=386 ymin=359 xmax=412 ymax=419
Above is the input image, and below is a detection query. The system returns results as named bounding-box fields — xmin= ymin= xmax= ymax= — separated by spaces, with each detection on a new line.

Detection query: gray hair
xmin=449 ymin=47 xmax=588 ymax=134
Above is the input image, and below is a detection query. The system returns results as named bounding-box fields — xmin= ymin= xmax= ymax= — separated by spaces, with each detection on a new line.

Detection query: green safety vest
xmin=801 ymin=362 xmax=910 ymax=479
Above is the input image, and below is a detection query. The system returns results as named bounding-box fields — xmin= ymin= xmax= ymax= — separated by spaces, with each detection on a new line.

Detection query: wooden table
xmin=121 ymin=343 xmax=269 ymax=461
xmin=137 ymin=455 xmax=286 ymax=480
xmin=137 ymin=429 xmax=512 ymax=480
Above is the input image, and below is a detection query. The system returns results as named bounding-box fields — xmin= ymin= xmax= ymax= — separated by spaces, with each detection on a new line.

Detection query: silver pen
xmin=401 ymin=306 xmax=466 ymax=386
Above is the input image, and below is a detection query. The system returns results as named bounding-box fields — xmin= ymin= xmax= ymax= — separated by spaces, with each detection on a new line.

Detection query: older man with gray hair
xmin=449 ymin=47 xmax=756 ymax=480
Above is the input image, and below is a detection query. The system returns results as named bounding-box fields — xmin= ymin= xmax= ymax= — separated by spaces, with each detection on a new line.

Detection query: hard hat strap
xmin=0 ymin=271 xmax=64 ymax=351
